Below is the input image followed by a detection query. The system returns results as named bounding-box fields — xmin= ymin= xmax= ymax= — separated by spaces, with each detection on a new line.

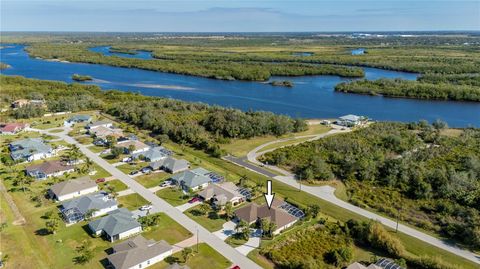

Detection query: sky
xmin=1 ymin=0 xmax=479 ymax=32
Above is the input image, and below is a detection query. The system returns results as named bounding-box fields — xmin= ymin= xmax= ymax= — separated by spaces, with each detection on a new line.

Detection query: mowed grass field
xmin=220 ymin=124 xmax=331 ymax=156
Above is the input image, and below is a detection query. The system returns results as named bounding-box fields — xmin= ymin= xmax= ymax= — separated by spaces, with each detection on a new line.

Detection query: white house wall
xmin=56 ymin=186 xmax=99 ymax=201
xmin=127 ymin=249 xmax=173 ymax=269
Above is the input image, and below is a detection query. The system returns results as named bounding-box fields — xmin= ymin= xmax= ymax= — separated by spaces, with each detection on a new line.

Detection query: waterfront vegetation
xmin=335 ymin=78 xmax=480 ymax=101
xmin=262 ymin=122 xmax=480 ymax=250
xmin=71 ymin=74 xmax=92 ymax=81
xmin=268 ymin=80 xmax=294 ymax=87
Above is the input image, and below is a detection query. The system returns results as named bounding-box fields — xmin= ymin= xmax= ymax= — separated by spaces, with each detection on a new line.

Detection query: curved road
xmin=241 ymin=126 xmax=480 ymax=265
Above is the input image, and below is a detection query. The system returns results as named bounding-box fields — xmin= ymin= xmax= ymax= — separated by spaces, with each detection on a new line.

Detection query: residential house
xmin=9 ymin=138 xmax=53 ymax=162
xmin=60 ymin=192 xmax=118 ymax=224
xmin=132 ymin=146 xmax=167 ymax=162
xmin=234 ymin=200 xmax=298 ymax=235
xmin=26 ymin=160 xmax=74 ymax=180
xmin=346 ymin=258 xmax=404 ymax=269
xmin=107 ymin=235 xmax=173 ymax=269
xmin=11 ymin=99 xmax=45 ymax=108
xmin=149 ymin=157 xmax=189 ymax=174
xmin=89 ymin=126 xmax=124 ymax=144
xmin=337 ymin=114 xmax=367 ymax=127
xmin=117 ymin=140 xmax=150 ymax=155
xmin=171 ymin=167 xmax=211 ymax=191
xmin=88 ymin=208 xmax=142 ymax=242
xmin=87 ymin=120 xmax=113 ymax=130
xmin=0 ymin=123 xmax=29 ymax=135
xmin=198 ymin=182 xmax=244 ymax=207
xmin=64 ymin=115 xmax=92 ymax=127
xmin=48 ymin=176 xmax=98 ymax=201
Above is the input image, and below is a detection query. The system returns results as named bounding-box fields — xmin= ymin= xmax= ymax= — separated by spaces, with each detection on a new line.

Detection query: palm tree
xmin=199 ymin=202 xmax=210 ymax=216
xmin=46 ymin=216 xmax=60 ymax=234
xmin=224 ymin=202 xmax=233 ymax=220
xmin=238 ymin=175 xmax=248 ymax=187
xmin=181 ymin=247 xmax=193 ymax=263
xmin=83 ymin=157 xmax=94 ymax=174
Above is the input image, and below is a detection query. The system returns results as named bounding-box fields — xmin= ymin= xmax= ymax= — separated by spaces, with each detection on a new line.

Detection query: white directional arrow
xmin=264 ymin=180 xmax=275 ymax=209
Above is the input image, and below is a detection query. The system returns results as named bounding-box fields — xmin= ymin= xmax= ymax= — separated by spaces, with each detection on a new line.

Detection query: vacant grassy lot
xmin=184 ymin=205 xmax=227 ymax=232
xmin=99 ymin=179 xmax=128 ymax=192
xmin=135 ymin=172 xmax=170 ymax=188
xmin=151 ymin=243 xmax=231 ymax=269
xmin=116 ymin=162 xmax=144 ymax=174
xmin=156 ymin=188 xmax=190 ymax=207
xmin=75 ymin=136 xmax=93 ymax=145
xmin=142 ymin=213 xmax=193 ymax=244
xmin=220 ymin=124 xmax=330 ymax=156
xmin=87 ymin=145 xmax=106 ymax=153
xmin=117 ymin=193 xmax=149 ymax=210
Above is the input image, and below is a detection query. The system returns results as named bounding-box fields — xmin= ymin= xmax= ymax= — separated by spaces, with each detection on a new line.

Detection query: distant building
xmin=26 ymin=160 xmax=74 ymax=180
xmin=107 ymin=235 xmax=173 ymax=269
xmin=48 ymin=176 xmax=98 ymax=201
xmin=88 ymin=208 xmax=142 ymax=242
xmin=336 ymin=114 xmax=367 ymax=127
xmin=198 ymin=182 xmax=244 ymax=207
xmin=149 ymin=157 xmax=190 ymax=174
xmin=0 ymin=123 xmax=29 ymax=135
xmin=11 ymin=99 xmax=45 ymax=108
xmin=171 ymin=167 xmax=211 ymax=191
xmin=9 ymin=138 xmax=53 ymax=162
xmin=60 ymin=192 xmax=118 ymax=224
xmin=64 ymin=115 xmax=92 ymax=127
xmin=117 ymin=140 xmax=151 ymax=155
xmin=86 ymin=120 xmax=113 ymax=130
xmin=132 ymin=146 xmax=168 ymax=162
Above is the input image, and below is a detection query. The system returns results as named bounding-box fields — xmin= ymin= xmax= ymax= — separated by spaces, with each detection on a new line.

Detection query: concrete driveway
xmin=213 ymin=220 xmax=237 ymax=241
xmin=235 ymin=229 xmax=261 ymax=256
xmin=176 ymin=200 xmax=201 ymax=212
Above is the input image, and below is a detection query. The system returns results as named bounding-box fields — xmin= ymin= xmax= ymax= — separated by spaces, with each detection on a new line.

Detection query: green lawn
xmin=151 ymin=243 xmax=231 ymax=269
xmin=48 ymin=128 xmax=64 ymax=133
xmin=135 ymin=172 xmax=170 ymax=188
xmin=184 ymin=205 xmax=227 ymax=232
xmin=142 ymin=213 xmax=193 ymax=244
xmin=75 ymin=136 xmax=93 ymax=145
xmin=156 ymin=187 xmax=190 ymax=206
xmin=220 ymin=124 xmax=330 ymax=156
xmin=116 ymin=162 xmax=144 ymax=174
xmin=117 ymin=193 xmax=149 ymax=210
xmin=87 ymin=145 xmax=106 ymax=153
xmin=101 ymin=154 xmax=126 ymax=164
xmin=99 ymin=179 xmax=128 ymax=192
xmin=91 ymin=164 xmax=111 ymax=179
xmin=225 ymin=235 xmax=248 ymax=247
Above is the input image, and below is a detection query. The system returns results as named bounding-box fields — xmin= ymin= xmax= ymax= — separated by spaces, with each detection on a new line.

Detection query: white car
xmin=139 ymin=205 xmax=152 ymax=211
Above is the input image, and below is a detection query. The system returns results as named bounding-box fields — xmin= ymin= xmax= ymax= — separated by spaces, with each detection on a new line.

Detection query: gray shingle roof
xmin=108 ymin=235 xmax=172 ymax=269
xmin=88 ymin=208 xmax=140 ymax=237
xmin=67 ymin=115 xmax=91 ymax=122
xmin=171 ymin=169 xmax=211 ymax=189
xmin=9 ymin=138 xmax=52 ymax=161
xmin=133 ymin=147 xmax=167 ymax=161
xmin=49 ymin=176 xmax=97 ymax=197
xmin=150 ymin=157 xmax=189 ymax=172
xmin=61 ymin=192 xmax=117 ymax=215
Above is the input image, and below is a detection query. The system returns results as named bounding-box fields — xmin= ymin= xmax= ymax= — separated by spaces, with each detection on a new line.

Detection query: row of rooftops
xmin=9 ymin=137 xmax=53 ymax=161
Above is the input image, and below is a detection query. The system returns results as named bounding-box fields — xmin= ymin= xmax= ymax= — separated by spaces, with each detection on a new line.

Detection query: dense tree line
xmin=335 ymin=79 xmax=480 ymax=101
xmin=419 ymin=73 xmax=480 ymax=87
xmin=26 ymin=44 xmax=364 ymax=81
xmin=262 ymin=122 xmax=480 ymax=249
xmin=1 ymin=75 xmax=305 ymax=156
xmin=107 ymin=101 xmax=306 ymax=155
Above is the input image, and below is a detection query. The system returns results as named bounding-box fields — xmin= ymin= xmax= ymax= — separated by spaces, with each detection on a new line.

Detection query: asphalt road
xmin=235 ymin=127 xmax=480 ymax=265
xmin=35 ymin=127 xmax=262 ymax=269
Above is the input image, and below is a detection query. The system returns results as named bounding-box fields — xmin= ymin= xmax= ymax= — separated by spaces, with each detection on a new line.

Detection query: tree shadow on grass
xmin=35 ymin=228 xmax=50 ymax=236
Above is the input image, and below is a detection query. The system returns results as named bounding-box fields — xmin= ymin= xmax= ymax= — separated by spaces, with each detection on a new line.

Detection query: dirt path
xmin=0 ymin=180 xmax=26 ymax=225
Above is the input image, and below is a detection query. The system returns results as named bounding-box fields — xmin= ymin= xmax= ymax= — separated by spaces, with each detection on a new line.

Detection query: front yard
xmin=99 ymin=179 xmax=128 ymax=193
xmin=117 ymin=193 xmax=149 ymax=210
xmin=184 ymin=205 xmax=227 ymax=232
xmin=135 ymin=172 xmax=170 ymax=188
xmin=142 ymin=213 xmax=193 ymax=245
xmin=156 ymin=188 xmax=190 ymax=207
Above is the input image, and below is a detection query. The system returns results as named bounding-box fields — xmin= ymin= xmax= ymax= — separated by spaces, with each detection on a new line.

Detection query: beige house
xmin=48 ymin=176 xmax=98 ymax=201
xmin=198 ymin=182 xmax=244 ymax=206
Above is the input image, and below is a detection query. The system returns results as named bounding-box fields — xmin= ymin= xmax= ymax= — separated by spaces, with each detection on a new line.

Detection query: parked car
xmin=129 ymin=170 xmax=138 ymax=175
xmin=139 ymin=205 xmax=152 ymax=211
xmin=95 ymin=178 xmax=106 ymax=183
xmin=231 ymin=266 xmax=240 ymax=269
xmin=141 ymin=167 xmax=152 ymax=174
xmin=188 ymin=197 xmax=202 ymax=204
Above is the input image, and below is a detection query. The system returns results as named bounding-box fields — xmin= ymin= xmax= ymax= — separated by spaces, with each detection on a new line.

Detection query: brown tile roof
xmin=0 ymin=123 xmax=28 ymax=133
xmin=234 ymin=198 xmax=297 ymax=228
xmin=26 ymin=160 xmax=74 ymax=175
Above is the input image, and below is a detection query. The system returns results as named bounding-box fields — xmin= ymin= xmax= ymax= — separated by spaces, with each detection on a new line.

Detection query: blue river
xmin=1 ymin=44 xmax=479 ymax=127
